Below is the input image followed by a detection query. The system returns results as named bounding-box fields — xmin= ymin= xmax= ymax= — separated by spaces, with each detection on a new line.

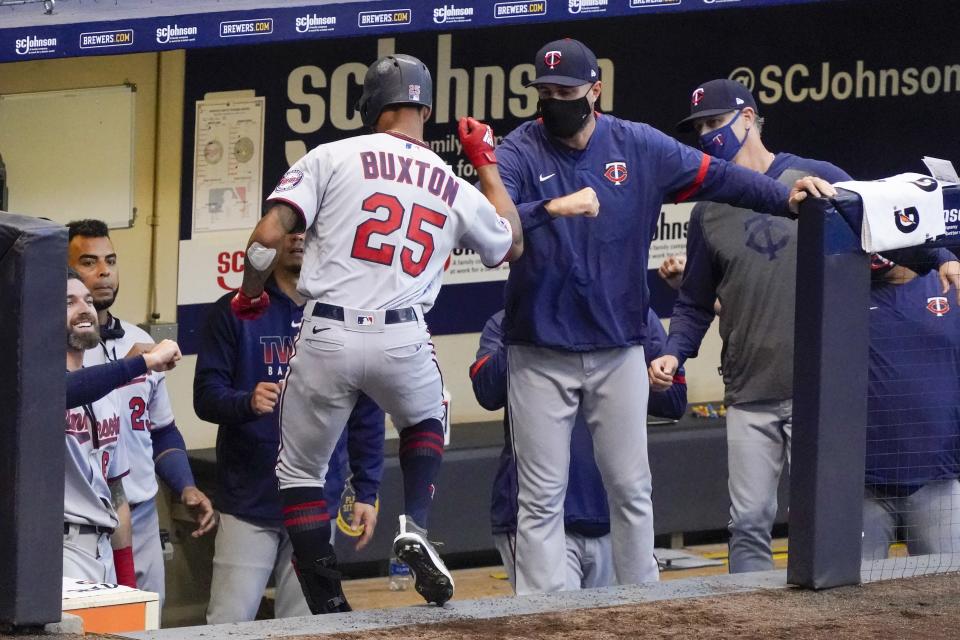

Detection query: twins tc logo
xmin=604 ymin=161 xmax=627 ymax=185
xmin=927 ymin=296 xmax=950 ymax=316
xmin=691 ymin=87 xmax=705 ymax=106
xmin=544 ymin=50 xmax=562 ymax=69
xmin=893 ymin=206 xmax=920 ymax=233
xmin=745 ymin=214 xmax=791 ymax=260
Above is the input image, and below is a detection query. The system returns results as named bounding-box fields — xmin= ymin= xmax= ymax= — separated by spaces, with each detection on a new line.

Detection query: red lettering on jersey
xmin=101 ymin=450 xmax=110 ymax=480
xmin=261 ymin=336 xmax=294 ymax=365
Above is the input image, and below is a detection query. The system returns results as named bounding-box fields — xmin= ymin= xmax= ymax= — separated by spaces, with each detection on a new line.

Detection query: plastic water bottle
xmin=388 ymin=553 xmax=413 ymax=591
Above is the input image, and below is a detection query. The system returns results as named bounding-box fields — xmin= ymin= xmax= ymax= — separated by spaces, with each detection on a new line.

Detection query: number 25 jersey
xmin=267 ymin=131 xmax=513 ymax=313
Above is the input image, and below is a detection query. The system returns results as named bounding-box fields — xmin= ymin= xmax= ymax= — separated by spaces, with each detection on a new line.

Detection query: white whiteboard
xmin=0 ymin=85 xmax=135 ymax=228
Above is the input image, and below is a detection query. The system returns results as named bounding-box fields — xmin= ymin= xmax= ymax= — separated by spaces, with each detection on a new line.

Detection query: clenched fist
xmin=545 ymin=187 xmax=600 ymax=218
xmin=458 ymin=116 xmax=497 ymax=168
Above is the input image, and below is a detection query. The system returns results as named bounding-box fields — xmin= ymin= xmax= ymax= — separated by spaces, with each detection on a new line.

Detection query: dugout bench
xmin=185 ymin=412 xmax=788 ymax=567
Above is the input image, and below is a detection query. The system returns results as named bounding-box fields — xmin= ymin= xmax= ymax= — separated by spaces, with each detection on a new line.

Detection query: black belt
xmin=64 ymin=522 xmax=113 ymax=536
xmin=312 ymin=302 xmax=417 ymax=324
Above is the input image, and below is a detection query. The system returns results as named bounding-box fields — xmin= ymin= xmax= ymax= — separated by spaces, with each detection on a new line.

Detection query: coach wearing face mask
xmin=487 ymin=40 xmax=839 ymax=595
xmin=648 ymin=78 xmax=959 ymax=574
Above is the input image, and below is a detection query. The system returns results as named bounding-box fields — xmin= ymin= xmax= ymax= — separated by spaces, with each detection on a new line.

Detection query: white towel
xmin=834 ymin=172 xmax=945 ymax=253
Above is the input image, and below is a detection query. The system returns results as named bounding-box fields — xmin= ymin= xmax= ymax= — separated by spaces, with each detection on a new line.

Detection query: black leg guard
xmin=294 ymin=554 xmax=353 ymax=614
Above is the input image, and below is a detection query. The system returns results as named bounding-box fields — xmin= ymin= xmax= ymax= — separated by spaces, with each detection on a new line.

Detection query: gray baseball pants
xmin=508 ymin=344 xmax=657 ymax=594
xmin=63 ymin=525 xmax=114 ymax=583
xmin=206 ymin=513 xmax=311 ymax=623
xmin=862 ymin=479 xmax=960 ymax=560
xmin=494 ymin=531 xmax=615 ymax=591
xmin=725 ymin=399 xmax=792 ymax=573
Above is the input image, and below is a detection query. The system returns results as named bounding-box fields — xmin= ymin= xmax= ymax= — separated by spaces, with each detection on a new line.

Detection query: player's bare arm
xmin=458 ymin=117 xmax=524 ymax=261
xmin=544 ymin=188 xmax=600 ymax=218
xmin=241 ymin=204 xmax=302 ymax=297
xmin=232 ymin=204 xmax=301 ymax=321
xmin=109 ymin=479 xmax=133 ymax=550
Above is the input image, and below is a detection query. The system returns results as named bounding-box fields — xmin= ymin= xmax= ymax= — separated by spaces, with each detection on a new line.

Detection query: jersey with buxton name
xmin=267 ymin=132 xmax=512 ymax=313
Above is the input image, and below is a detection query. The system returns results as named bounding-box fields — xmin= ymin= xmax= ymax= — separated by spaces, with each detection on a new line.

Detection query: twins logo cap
xmin=526 ymin=38 xmax=599 ymax=87
xmin=676 ymin=78 xmax=759 ymax=132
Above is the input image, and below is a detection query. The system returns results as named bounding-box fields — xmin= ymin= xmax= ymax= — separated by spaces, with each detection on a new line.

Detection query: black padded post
xmin=787 ymin=193 xmax=870 ymax=589
xmin=0 ymin=213 xmax=66 ymax=626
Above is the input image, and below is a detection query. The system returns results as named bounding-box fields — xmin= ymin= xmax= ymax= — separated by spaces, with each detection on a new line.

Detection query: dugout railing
xmin=789 ymin=182 xmax=960 ymax=589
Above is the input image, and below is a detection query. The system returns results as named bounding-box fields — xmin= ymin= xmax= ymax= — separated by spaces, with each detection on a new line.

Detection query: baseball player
xmin=476 ymin=38 xmax=834 ymax=595
xmin=64 ymin=270 xmax=182 ymax=586
xmin=195 ymin=231 xmax=385 ymax=623
xmin=862 ymin=261 xmax=960 ymax=561
xmin=648 ymin=79 xmax=960 ymax=573
xmin=68 ymin=219 xmax=215 ymax=606
xmin=230 ymin=54 xmax=529 ymax=611
xmin=471 ymin=309 xmax=687 ymax=591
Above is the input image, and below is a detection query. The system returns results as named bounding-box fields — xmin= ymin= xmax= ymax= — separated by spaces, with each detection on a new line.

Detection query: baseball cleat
xmin=393 ymin=515 xmax=454 ymax=606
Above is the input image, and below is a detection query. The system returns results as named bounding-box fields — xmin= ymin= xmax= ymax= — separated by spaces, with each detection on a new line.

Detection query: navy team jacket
xmin=496 ymin=114 xmax=796 ymax=352
xmin=194 ymin=279 xmax=385 ymax=524
xmin=867 ymin=271 xmax=960 ymax=492
xmin=472 ymin=309 xmax=687 ymax=537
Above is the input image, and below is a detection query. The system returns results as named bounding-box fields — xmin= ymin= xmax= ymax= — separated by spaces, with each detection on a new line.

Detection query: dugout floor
xmin=339 ymin=539 xmax=787 ymax=610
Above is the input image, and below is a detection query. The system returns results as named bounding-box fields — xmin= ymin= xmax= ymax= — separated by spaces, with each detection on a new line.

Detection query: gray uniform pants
xmin=725 ymin=399 xmax=792 ymax=573
xmin=206 ymin=513 xmax=310 ymax=623
xmin=862 ymin=479 xmax=960 ymax=560
xmin=493 ymin=532 xmax=614 ymax=591
xmin=63 ymin=525 xmax=114 ymax=583
xmin=277 ymin=305 xmax=442 ymax=489
xmin=131 ymin=499 xmax=165 ymax=607
xmin=508 ymin=345 xmax=657 ymax=594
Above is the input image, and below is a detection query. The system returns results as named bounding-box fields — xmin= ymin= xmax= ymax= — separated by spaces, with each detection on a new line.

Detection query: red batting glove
xmin=231 ymin=290 xmax=270 ymax=321
xmin=458 ymin=117 xmax=497 ymax=168
xmin=113 ymin=546 xmax=136 ymax=588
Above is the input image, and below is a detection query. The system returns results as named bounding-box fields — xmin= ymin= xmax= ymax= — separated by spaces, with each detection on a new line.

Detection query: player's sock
xmin=398 ymin=418 xmax=445 ymax=528
xmin=280 ymin=486 xmax=333 ymax=565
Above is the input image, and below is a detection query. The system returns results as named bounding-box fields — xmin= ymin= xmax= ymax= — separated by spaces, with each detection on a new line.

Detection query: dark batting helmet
xmin=357 ymin=54 xmax=433 ymax=127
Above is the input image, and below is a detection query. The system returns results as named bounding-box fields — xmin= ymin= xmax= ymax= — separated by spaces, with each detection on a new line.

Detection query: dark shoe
xmin=295 ymin=554 xmax=353 ymax=614
xmin=392 ymin=515 xmax=454 ymax=605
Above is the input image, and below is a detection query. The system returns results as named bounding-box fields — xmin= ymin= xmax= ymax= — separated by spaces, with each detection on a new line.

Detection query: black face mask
xmin=538 ymin=95 xmax=592 ymax=139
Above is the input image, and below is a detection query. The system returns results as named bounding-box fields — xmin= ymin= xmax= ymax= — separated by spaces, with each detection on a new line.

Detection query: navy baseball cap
xmin=526 ymin=38 xmax=599 ymax=87
xmin=676 ymin=79 xmax=759 ymax=132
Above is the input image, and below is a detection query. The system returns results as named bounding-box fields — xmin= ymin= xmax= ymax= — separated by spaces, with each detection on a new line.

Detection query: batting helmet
xmin=357 ymin=54 xmax=433 ymax=128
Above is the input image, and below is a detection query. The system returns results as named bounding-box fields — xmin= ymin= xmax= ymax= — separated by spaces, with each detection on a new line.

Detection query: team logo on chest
xmin=927 ymin=296 xmax=950 ymax=316
xmin=744 ymin=214 xmax=791 ymax=260
xmin=603 ymin=161 xmax=627 ymax=185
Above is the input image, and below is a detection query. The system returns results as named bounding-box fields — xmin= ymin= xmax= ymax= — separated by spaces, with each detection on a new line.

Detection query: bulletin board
xmin=0 ymin=84 xmax=135 ymax=227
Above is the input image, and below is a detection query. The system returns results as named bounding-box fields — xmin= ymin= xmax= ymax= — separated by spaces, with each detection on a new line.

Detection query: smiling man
xmin=68 ymin=219 xmax=214 ymax=606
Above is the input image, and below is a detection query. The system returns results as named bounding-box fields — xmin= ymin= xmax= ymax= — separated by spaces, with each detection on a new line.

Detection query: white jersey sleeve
xmin=266 ymin=145 xmax=333 ymax=229
xmin=456 ymin=186 xmax=514 ymax=268
xmin=148 ymin=374 xmax=175 ymax=429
